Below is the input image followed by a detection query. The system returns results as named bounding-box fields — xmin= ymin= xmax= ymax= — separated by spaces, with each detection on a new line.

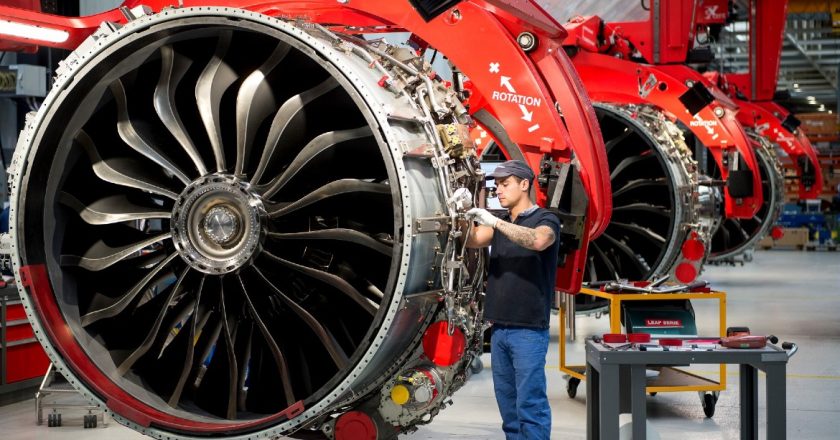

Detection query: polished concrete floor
xmin=1 ymin=250 xmax=838 ymax=439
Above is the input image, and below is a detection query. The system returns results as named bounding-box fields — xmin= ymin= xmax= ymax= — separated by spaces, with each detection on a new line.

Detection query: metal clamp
xmin=415 ymin=216 xmax=451 ymax=233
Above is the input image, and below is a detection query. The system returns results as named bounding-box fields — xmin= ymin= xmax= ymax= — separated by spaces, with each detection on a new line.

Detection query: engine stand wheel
xmin=84 ymin=414 xmax=98 ymax=429
xmin=566 ymin=377 xmax=581 ymax=398
xmin=700 ymin=391 xmax=718 ymax=418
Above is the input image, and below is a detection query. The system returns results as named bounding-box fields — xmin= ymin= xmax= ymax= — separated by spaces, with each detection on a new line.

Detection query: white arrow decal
xmin=518 ymin=104 xmax=533 ymax=122
xmin=500 ymin=76 xmax=516 ymax=93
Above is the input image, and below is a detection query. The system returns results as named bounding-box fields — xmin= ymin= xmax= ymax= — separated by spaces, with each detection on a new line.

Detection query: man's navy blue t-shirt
xmin=485 ymin=206 xmax=561 ymax=329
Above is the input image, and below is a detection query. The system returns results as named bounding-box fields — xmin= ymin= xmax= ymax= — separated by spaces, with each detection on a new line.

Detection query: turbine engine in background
xmin=707 ymin=132 xmax=785 ymax=262
xmin=476 ymin=103 xmax=715 ymax=313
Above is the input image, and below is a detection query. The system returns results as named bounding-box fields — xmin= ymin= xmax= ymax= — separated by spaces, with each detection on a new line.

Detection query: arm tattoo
xmin=538 ymin=226 xmax=557 ymax=247
xmin=495 ymin=221 xmax=537 ymax=248
xmin=495 ymin=222 xmax=556 ymax=251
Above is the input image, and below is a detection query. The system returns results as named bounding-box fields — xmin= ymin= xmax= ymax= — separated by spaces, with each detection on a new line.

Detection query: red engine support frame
xmin=0 ymin=0 xmax=612 ymax=293
xmin=749 ymin=100 xmax=823 ymax=199
xmin=563 ymin=15 xmax=763 ymax=218
xmin=0 ymin=1 xmax=614 ymax=434
xmin=722 ymin=0 xmax=788 ymax=102
xmin=701 ymin=0 xmax=824 ymax=199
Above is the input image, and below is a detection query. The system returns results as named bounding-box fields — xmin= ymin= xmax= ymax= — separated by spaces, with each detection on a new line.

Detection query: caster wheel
xmin=701 ymin=393 xmax=718 ymax=418
xmin=84 ymin=414 xmax=98 ymax=428
xmin=567 ymin=377 xmax=581 ymax=398
xmin=649 ymin=392 xmax=657 ymax=397
xmin=50 ymin=413 xmax=62 ymax=427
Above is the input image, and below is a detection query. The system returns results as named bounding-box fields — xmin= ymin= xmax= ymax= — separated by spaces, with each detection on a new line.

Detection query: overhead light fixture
xmin=0 ymin=19 xmax=69 ymax=44
xmin=793 ymin=83 xmax=800 ymax=88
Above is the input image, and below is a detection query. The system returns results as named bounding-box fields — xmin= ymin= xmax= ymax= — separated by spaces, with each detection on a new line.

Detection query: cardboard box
xmin=797 ymin=113 xmax=840 ymax=142
xmin=759 ymin=227 xmax=810 ymax=250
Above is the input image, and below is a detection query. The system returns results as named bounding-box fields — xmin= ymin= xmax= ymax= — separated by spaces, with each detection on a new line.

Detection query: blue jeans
xmin=491 ymin=325 xmax=551 ymax=440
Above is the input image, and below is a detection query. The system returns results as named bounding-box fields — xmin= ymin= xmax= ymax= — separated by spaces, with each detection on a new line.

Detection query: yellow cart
xmin=558 ymin=287 xmax=727 ymax=416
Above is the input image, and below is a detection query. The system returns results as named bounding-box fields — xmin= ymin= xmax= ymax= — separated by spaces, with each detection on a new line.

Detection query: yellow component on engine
xmin=390 ymin=384 xmax=410 ymax=405
xmin=437 ymin=123 xmax=476 ymax=159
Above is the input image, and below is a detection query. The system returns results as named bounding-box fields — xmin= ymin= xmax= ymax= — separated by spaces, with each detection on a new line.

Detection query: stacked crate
xmin=1 ymin=285 xmax=50 ymax=398
xmin=798 ymin=113 xmax=840 ymax=144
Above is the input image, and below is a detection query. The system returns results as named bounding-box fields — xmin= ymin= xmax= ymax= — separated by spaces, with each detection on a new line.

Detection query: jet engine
xmin=584 ymin=104 xmax=713 ymax=286
xmin=9 ymin=7 xmax=488 ymax=439
xmin=479 ymin=103 xmax=714 ymax=312
xmin=708 ymin=133 xmax=784 ymax=261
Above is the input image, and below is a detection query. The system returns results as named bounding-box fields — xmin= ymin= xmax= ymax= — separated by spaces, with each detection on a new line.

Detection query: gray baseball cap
xmin=486 ymin=160 xmax=535 ymax=181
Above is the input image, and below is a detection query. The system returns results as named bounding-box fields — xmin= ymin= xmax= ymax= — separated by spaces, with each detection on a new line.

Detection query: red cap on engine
xmin=675 ymin=262 xmax=698 ymax=284
xmin=335 ymin=411 xmax=378 ymax=440
xmin=422 ymin=321 xmax=466 ymax=367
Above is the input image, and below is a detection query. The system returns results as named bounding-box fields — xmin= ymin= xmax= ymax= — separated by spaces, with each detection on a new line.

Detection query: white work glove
xmin=466 ymin=208 xmax=499 ymax=228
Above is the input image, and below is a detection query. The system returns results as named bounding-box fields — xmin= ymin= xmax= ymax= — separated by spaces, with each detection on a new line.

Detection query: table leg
xmin=599 ymin=364 xmax=621 ymax=440
xmin=740 ymin=364 xmax=758 ymax=440
xmin=619 ymin=365 xmax=631 ymax=413
xmin=765 ymin=363 xmax=787 ymax=440
xmin=630 ymin=364 xmax=647 ymax=440
xmin=567 ymin=293 xmax=576 ymax=341
xmin=586 ymin=361 xmax=599 ymax=440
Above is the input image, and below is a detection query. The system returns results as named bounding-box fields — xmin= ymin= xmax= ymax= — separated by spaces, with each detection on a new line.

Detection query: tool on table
xmin=719 ymin=326 xmax=779 ymax=349
xmin=602 ymin=276 xmax=709 ymax=294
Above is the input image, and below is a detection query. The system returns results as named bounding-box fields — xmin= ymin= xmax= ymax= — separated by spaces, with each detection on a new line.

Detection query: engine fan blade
xmin=260 ymin=126 xmax=374 ymax=196
xmin=168 ymin=276 xmax=205 ymax=407
xmin=236 ymin=275 xmax=296 ymax=407
xmin=80 ymin=253 xmax=179 ymax=326
xmin=196 ymin=32 xmax=236 ymax=173
xmin=218 ymin=282 xmax=239 ymax=420
xmin=251 ymin=77 xmax=340 ymax=184
xmin=77 ymin=130 xmax=180 ymax=199
xmin=251 ymin=266 xmax=350 ymax=369
xmin=59 ymin=192 xmax=170 ymax=225
xmin=63 ymin=233 xmax=172 ymax=272
xmin=234 ymin=43 xmax=291 ymax=177
xmin=111 ymin=79 xmax=191 ymax=185
xmin=154 ymin=45 xmax=208 ymax=176
xmin=260 ymin=251 xmax=377 ymax=315
xmin=267 ymin=179 xmax=391 ymax=217
xmin=117 ymin=266 xmax=191 ymax=375
xmin=267 ymin=228 xmax=392 ymax=256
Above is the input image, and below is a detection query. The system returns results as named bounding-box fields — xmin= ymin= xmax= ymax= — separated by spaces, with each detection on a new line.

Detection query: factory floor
xmin=1 ymin=250 xmax=838 ymax=439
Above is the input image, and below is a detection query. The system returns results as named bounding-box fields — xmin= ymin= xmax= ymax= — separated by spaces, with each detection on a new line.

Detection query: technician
xmin=465 ymin=159 xmax=561 ymax=439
